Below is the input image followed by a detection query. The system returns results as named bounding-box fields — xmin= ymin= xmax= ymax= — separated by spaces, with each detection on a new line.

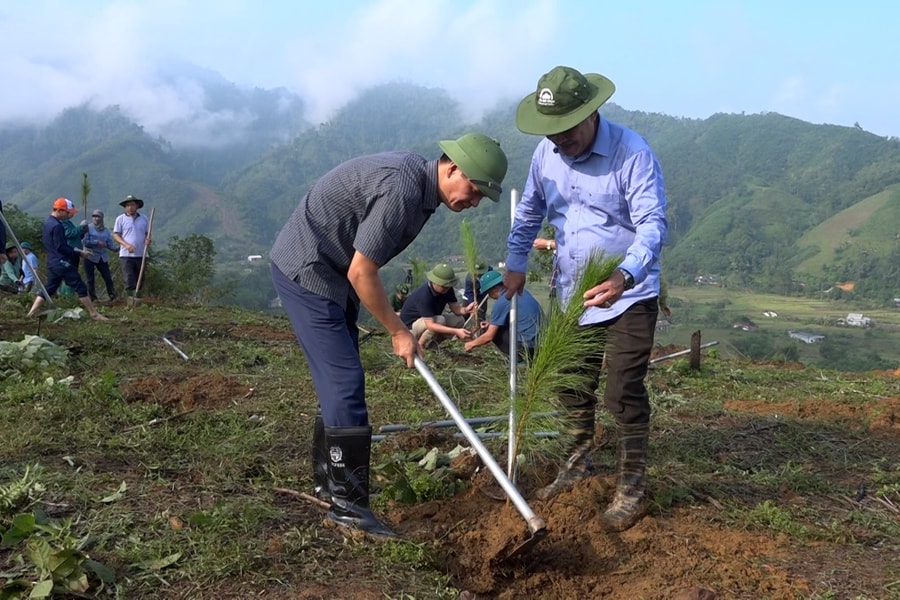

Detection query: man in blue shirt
xmin=270 ymin=133 xmax=507 ymax=537
xmin=464 ymin=269 xmax=543 ymax=361
xmin=504 ymin=66 xmax=668 ymax=531
xmin=83 ymin=209 xmax=119 ymax=302
xmin=26 ymin=198 xmax=109 ymax=321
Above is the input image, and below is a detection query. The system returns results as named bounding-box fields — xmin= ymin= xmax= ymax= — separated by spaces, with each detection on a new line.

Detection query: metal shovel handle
xmin=0 ymin=208 xmax=55 ymax=308
xmin=414 ymin=356 xmax=545 ymax=536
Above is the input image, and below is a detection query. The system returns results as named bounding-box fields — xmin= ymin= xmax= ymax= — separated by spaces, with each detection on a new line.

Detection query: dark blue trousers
xmin=271 ymin=263 xmax=367 ymax=427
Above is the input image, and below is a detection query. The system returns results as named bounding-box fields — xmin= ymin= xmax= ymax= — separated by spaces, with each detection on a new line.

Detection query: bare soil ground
xmin=114 ymin=329 xmax=899 ymax=599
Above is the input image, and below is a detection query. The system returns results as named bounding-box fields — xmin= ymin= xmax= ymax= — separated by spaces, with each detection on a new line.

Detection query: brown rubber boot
xmin=536 ymin=405 xmax=596 ymax=501
xmin=602 ymin=422 xmax=650 ymax=531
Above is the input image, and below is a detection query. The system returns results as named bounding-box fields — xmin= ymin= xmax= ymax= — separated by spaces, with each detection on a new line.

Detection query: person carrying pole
xmin=112 ymin=195 xmax=151 ymax=301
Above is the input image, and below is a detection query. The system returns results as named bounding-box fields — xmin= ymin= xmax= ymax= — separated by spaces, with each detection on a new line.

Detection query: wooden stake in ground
xmin=130 ymin=207 xmax=155 ymax=308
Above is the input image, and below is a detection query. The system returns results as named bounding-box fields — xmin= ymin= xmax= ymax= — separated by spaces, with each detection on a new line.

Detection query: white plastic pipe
xmin=414 ymin=357 xmax=545 ymax=536
xmin=507 ymin=188 xmax=519 ymax=481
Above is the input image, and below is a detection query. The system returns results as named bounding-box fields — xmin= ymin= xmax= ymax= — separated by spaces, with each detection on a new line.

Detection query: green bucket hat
xmin=438 ymin=133 xmax=508 ymax=202
xmin=20 ymin=241 xmax=33 ymax=250
xmin=120 ymin=194 xmax=144 ymax=209
xmin=426 ymin=263 xmax=458 ymax=287
xmin=516 ymin=66 xmax=616 ymax=136
xmin=474 ymin=261 xmax=488 ymax=275
xmin=479 ymin=270 xmax=503 ymax=292
xmin=395 ymin=283 xmax=410 ymax=295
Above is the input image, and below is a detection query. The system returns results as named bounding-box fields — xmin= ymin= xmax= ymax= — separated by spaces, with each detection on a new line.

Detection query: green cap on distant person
xmin=479 ymin=270 xmax=503 ymax=292
xmin=426 ymin=263 xmax=458 ymax=287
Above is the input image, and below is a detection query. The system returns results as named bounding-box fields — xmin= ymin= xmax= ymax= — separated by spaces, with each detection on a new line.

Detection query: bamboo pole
xmin=130 ymin=207 xmax=155 ymax=307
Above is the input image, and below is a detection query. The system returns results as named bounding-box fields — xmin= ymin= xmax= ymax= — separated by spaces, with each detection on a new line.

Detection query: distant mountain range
xmin=2 ymin=75 xmax=898 ymax=303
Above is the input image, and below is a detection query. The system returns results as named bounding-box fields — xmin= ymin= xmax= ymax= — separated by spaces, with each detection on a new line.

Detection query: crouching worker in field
xmin=269 ymin=133 xmax=508 ymax=538
xmin=27 ymin=198 xmax=108 ymax=321
xmin=463 ymin=269 xmax=543 ymax=361
xmin=400 ymin=263 xmax=475 ymax=350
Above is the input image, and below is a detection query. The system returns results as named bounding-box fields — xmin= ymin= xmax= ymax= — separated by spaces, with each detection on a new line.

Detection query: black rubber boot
xmin=312 ymin=414 xmax=329 ymax=501
xmin=602 ymin=422 xmax=650 ymax=532
xmin=324 ymin=425 xmax=397 ymax=538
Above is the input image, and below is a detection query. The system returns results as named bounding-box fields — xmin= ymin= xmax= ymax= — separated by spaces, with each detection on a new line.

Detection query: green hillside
xmin=2 ymin=82 xmax=900 ymax=303
xmin=795 ymin=183 xmax=900 ymax=277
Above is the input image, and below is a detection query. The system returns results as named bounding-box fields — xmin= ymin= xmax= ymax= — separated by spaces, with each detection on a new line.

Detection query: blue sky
xmin=1 ymin=0 xmax=897 ymax=140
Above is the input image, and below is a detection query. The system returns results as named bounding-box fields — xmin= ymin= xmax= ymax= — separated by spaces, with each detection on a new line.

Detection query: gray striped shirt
xmin=270 ymin=151 xmax=441 ymax=305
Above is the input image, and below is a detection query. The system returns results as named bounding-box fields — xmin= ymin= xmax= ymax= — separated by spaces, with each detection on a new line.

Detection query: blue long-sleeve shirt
xmin=83 ymin=224 xmax=118 ymax=263
xmin=43 ymin=215 xmax=77 ymax=269
xmin=506 ymin=115 xmax=668 ymax=325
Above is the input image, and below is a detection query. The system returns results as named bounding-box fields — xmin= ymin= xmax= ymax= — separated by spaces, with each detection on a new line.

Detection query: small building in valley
xmin=788 ymin=330 xmax=825 ymax=344
xmin=840 ymin=313 xmax=872 ymax=327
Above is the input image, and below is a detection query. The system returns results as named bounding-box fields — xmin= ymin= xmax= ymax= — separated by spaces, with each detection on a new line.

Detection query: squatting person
xmin=463 ymin=269 xmax=543 ymax=361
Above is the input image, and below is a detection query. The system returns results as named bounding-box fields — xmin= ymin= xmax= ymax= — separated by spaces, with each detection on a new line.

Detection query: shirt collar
xmin=423 ymin=159 xmax=441 ymax=213
xmin=563 ymin=112 xmax=610 ymax=164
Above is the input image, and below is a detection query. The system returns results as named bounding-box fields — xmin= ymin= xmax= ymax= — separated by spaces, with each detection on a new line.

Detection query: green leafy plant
xmin=0 ymin=336 xmax=68 ymax=379
xmin=374 ymin=449 xmax=465 ymax=504
xmin=407 ymin=256 xmax=428 ymax=288
xmin=0 ymin=465 xmax=42 ymax=516
xmin=0 ymin=468 xmax=114 ymax=598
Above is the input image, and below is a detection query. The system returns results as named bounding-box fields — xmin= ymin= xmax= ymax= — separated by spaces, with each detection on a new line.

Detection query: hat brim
xmin=479 ymin=273 xmax=503 ymax=291
xmin=427 ymin=273 xmax=458 ymax=287
xmin=437 ymin=139 xmax=501 ymax=202
xmin=120 ymin=198 xmax=144 ymax=209
xmin=515 ymin=73 xmax=615 ymax=136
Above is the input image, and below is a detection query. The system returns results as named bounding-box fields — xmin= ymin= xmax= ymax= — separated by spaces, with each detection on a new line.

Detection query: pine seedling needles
xmin=459 ymin=220 xmax=481 ymax=329
xmin=511 ymin=250 xmax=621 ymax=457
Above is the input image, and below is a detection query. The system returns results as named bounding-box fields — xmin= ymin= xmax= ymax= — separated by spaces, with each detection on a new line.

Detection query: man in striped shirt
xmin=270 ymin=133 xmax=508 ymax=537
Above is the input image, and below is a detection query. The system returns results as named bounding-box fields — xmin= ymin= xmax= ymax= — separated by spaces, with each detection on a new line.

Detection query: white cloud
xmin=0 ymin=0 xmax=897 ymax=140
xmin=281 ymin=0 xmax=559 ymax=124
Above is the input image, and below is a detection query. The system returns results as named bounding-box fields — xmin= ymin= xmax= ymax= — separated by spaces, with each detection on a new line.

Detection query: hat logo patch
xmin=537 ymin=87 xmax=555 ymax=107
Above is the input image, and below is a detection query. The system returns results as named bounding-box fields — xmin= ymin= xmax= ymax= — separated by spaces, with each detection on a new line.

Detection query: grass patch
xmin=1 ymin=298 xmax=899 ymax=598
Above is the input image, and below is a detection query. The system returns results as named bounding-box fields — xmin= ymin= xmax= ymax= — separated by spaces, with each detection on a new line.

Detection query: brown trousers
xmin=559 ymin=297 xmax=659 ymax=431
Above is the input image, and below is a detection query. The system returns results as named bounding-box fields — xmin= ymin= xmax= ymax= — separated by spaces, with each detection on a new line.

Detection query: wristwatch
xmin=618 ymin=268 xmax=635 ymax=291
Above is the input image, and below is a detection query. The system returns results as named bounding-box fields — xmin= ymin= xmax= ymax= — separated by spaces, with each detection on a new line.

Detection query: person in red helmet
xmin=26 ymin=198 xmax=108 ymax=321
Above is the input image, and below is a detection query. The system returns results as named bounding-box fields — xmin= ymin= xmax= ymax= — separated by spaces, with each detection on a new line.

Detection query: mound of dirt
xmin=385 ymin=459 xmax=806 ymax=599
xmin=119 ymin=373 xmax=248 ymax=411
